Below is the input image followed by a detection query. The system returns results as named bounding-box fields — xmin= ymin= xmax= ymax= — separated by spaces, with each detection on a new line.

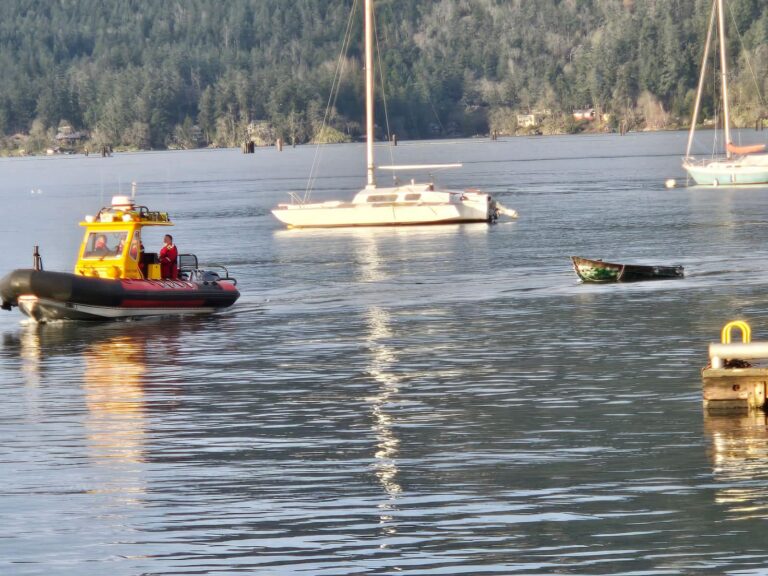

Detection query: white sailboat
xmin=683 ymin=0 xmax=768 ymax=186
xmin=271 ymin=0 xmax=516 ymax=228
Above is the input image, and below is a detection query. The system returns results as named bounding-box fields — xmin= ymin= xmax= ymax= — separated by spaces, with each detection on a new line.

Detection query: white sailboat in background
xmin=271 ymin=0 xmax=516 ymax=228
xmin=683 ymin=0 xmax=768 ymax=186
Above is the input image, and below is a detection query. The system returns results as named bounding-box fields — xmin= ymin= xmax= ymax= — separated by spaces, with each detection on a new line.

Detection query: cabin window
xmin=367 ymin=194 xmax=398 ymax=203
xmin=404 ymin=193 xmax=421 ymax=201
xmin=84 ymin=231 xmax=129 ymax=258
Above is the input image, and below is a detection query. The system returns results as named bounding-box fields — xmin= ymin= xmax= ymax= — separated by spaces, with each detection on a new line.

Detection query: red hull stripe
xmin=122 ymin=280 xmax=199 ymax=292
xmin=120 ymin=280 xmax=238 ymax=294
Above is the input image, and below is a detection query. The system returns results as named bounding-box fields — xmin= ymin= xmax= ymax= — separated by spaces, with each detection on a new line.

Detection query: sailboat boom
xmin=379 ymin=163 xmax=463 ymax=171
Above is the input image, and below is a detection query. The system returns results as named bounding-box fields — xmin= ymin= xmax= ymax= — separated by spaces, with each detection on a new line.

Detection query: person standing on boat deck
xmin=159 ymin=234 xmax=178 ymax=279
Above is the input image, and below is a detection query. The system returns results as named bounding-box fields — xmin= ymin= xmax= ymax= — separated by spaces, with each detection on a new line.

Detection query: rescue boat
xmin=0 ymin=195 xmax=239 ymax=322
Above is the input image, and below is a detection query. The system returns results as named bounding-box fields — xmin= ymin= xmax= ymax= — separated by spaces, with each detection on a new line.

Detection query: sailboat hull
xmin=272 ymin=186 xmax=495 ymax=228
xmin=272 ymin=203 xmax=490 ymax=228
xmin=684 ymin=156 xmax=768 ymax=186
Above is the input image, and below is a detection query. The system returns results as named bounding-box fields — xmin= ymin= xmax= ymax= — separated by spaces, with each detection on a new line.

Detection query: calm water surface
xmin=3 ymin=132 xmax=768 ymax=575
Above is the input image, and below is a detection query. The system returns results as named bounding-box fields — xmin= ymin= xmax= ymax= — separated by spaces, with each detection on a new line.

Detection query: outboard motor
xmin=187 ymin=269 xmax=221 ymax=283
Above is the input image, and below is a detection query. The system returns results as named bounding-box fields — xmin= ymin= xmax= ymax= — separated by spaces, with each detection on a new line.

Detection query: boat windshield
xmin=84 ymin=231 xmax=129 ymax=258
xmin=126 ymin=231 xmax=142 ymax=261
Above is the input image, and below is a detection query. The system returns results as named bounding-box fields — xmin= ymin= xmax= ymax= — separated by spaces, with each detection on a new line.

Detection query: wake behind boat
xmin=271 ymin=0 xmax=516 ymax=228
xmin=682 ymin=0 xmax=768 ymax=186
xmin=0 ymin=195 xmax=239 ymax=322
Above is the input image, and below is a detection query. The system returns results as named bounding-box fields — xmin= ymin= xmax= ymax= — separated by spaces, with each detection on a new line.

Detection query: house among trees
xmin=516 ymin=110 xmax=551 ymax=129
xmin=573 ymin=108 xmax=596 ymax=122
xmin=516 ymin=114 xmax=539 ymax=128
xmin=55 ymin=125 xmax=87 ymax=145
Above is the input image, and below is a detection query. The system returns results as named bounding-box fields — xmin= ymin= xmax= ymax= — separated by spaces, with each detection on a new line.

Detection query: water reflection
xmin=356 ymin=232 xmax=403 ymax=542
xmin=83 ymin=334 xmax=147 ymax=464
xmin=704 ymin=411 xmax=768 ymax=520
xmin=365 ymin=306 xmax=402 ymax=499
xmin=17 ymin=324 xmax=44 ymax=421
xmin=82 ymin=332 xmax=149 ymax=507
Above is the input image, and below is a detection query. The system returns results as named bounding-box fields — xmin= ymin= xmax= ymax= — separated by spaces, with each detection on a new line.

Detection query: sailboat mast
xmin=686 ymin=0 xmax=717 ymax=159
xmin=717 ymin=0 xmax=732 ymax=157
xmin=365 ymin=0 xmax=376 ymax=188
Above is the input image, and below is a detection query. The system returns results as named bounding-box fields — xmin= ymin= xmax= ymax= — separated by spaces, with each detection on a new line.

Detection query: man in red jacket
xmin=159 ymin=234 xmax=178 ymax=279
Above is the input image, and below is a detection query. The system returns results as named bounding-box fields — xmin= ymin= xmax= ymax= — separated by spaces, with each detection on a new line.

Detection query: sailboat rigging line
xmin=716 ymin=0 xmax=732 ymax=156
xmin=685 ymin=0 xmax=717 ymax=159
xmin=713 ymin=76 xmax=720 ymax=157
xmin=425 ymin=85 xmax=445 ymax=134
xmin=725 ymin=0 xmax=766 ymax=110
xmin=303 ymin=0 xmax=360 ymax=203
xmin=372 ymin=4 xmax=397 ymax=181
xmin=709 ymin=58 xmax=721 ymax=158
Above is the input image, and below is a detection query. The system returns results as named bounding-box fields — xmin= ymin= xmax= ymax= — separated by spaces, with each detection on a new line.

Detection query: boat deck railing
xmin=178 ymin=254 xmax=236 ymax=285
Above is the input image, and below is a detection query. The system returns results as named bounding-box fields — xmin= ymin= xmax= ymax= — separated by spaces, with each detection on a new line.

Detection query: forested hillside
xmin=1 ymin=0 xmax=767 ymax=152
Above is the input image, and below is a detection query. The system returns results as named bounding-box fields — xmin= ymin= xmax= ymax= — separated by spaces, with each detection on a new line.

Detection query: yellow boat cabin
xmin=76 ymin=196 xmax=173 ymax=280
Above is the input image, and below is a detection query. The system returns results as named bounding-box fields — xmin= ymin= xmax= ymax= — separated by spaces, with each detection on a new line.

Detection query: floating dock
xmin=702 ymin=321 xmax=768 ymax=410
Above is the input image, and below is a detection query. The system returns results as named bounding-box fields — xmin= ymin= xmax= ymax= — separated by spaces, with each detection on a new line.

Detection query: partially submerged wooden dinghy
xmin=571 ymin=256 xmax=684 ymax=283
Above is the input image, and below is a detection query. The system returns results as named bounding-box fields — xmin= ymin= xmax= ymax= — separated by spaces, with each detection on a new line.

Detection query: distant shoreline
xmin=4 ymin=124 xmax=768 ymax=159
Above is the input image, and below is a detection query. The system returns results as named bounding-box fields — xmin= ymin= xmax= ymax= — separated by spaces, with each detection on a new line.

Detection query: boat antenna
xmin=131 ymin=181 xmax=137 ymax=199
